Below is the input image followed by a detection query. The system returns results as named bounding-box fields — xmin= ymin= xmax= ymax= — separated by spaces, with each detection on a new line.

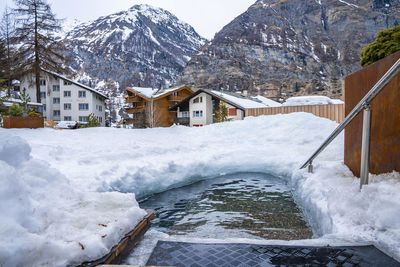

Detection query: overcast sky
xmin=1 ymin=0 xmax=256 ymax=39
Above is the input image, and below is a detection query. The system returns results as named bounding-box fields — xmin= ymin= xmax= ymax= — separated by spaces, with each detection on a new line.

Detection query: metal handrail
xmin=300 ymin=58 xmax=400 ymax=184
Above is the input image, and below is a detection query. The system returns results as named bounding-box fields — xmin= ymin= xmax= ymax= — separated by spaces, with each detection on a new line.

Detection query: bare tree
xmin=0 ymin=7 xmax=17 ymax=96
xmin=146 ymin=99 xmax=164 ymax=128
xmin=13 ymin=0 xmax=67 ymax=103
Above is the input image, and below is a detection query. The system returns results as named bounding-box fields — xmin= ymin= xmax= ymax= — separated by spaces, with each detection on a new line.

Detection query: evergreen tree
xmin=19 ymin=87 xmax=31 ymax=112
xmin=360 ymin=26 xmax=400 ymax=67
xmin=13 ymin=0 xmax=67 ymax=103
xmin=215 ymin=101 xmax=230 ymax=123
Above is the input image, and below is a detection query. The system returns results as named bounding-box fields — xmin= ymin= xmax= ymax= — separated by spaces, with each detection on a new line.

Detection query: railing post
xmin=360 ymin=105 xmax=372 ymax=190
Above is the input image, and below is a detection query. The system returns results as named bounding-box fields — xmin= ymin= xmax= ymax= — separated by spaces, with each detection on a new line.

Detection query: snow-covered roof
xmin=127 ymin=85 xmax=191 ymax=99
xmin=210 ymin=90 xmax=267 ymax=109
xmin=252 ymin=95 xmax=282 ymax=107
xmin=154 ymin=85 xmax=188 ymax=98
xmin=3 ymin=98 xmax=42 ymax=107
xmin=283 ymin=96 xmax=344 ymax=106
xmin=42 ymin=69 xmax=108 ymax=99
xmin=128 ymin=87 xmax=158 ymax=99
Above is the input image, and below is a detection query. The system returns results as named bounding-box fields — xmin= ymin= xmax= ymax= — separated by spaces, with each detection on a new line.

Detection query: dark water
xmin=140 ymin=173 xmax=312 ymax=240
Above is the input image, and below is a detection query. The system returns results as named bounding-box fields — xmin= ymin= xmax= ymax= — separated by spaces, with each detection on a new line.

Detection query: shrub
xmin=86 ymin=113 xmax=100 ymax=127
xmin=27 ymin=111 xmax=41 ymax=117
xmin=8 ymin=103 xmax=24 ymax=117
xmin=360 ymin=26 xmax=400 ymax=67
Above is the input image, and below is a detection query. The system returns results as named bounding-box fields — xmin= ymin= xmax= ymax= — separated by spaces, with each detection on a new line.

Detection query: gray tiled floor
xmin=146 ymin=241 xmax=400 ymax=266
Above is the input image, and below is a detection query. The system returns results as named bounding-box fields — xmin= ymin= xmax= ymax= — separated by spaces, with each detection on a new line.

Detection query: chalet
xmin=169 ymin=89 xmax=275 ymax=127
xmin=125 ymin=85 xmax=194 ymax=127
xmin=19 ymin=70 xmax=108 ymax=126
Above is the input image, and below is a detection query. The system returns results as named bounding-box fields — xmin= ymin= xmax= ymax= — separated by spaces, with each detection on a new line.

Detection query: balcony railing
xmin=168 ymin=95 xmax=186 ymax=102
xmin=174 ymin=117 xmax=190 ymax=125
xmin=125 ymin=96 xmax=142 ymax=103
xmin=125 ymin=106 xmax=144 ymax=113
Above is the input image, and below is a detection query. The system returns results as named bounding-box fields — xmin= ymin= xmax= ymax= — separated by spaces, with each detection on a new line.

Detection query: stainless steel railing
xmin=300 ymin=58 xmax=400 ymax=189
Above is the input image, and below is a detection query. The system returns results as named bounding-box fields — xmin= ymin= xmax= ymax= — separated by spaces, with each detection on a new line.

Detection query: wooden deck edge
xmin=77 ymin=209 xmax=154 ymax=267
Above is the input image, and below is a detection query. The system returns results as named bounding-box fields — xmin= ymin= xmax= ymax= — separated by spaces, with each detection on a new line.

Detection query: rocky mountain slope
xmin=178 ymin=0 xmax=400 ymax=101
xmin=63 ymin=4 xmax=206 ymax=90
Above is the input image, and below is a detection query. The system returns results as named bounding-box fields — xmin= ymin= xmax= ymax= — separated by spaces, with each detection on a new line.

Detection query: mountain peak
xmin=62 ymin=4 xmax=206 ymax=90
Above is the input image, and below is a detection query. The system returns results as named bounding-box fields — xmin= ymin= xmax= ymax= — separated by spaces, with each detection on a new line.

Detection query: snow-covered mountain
xmin=179 ymin=0 xmax=400 ymax=101
xmin=63 ymin=4 xmax=206 ymax=90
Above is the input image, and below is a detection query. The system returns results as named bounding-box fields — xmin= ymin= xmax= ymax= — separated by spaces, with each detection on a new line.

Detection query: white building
xmin=19 ymin=70 xmax=107 ymax=126
xmin=170 ymin=89 xmax=278 ymax=127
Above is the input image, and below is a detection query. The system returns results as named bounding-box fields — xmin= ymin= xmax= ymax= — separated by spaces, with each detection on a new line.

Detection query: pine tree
xmin=13 ymin=0 xmax=67 ymax=103
xmin=360 ymin=26 xmax=400 ymax=67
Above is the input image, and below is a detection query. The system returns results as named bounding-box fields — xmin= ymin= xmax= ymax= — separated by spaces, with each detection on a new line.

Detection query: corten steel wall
xmin=344 ymin=51 xmax=400 ymax=177
xmin=3 ymin=117 xmax=44 ymax=129
xmin=245 ymin=104 xmax=344 ymax=123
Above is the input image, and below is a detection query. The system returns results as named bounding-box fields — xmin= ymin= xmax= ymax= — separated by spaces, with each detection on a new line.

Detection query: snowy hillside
xmin=63 ymin=4 xmax=206 ymax=90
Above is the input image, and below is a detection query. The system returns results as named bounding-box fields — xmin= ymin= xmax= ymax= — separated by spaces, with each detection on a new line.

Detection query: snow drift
xmin=1 ymin=113 xmax=400 ymax=265
xmin=0 ymin=133 xmax=146 ymax=267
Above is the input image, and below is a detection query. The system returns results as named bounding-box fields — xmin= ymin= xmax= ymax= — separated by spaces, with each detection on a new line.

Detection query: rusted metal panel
xmin=344 ymin=51 xmax=400 ymax=177
xmin=3 ymin=116 xmax=44 ymax=129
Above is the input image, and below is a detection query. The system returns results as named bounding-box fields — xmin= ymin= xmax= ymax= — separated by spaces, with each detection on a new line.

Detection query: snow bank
xmin=0 ymin=133 xmax=146 ymax=267
xmin=3 ymin=112 xmax=400 ymax=264
xmin=283 ymin=95 xmax=344 ymax=106
xmin=7 ymin=113 xmax=342 ymax=197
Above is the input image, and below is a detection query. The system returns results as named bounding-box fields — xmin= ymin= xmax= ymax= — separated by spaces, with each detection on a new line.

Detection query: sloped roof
xmin=42 ymin=69 xmax=108 ymax=99
xmin=127 ymin=87 xmax=158 ymax=99
xmin=169 ymin=89 xmax=271 ymax=111
xmin=210 ymin=90 xmax=267 ymax=109
xmin=252 ymin=95 xmax=282 ymax=107
xmin=126 ymin=85 xmax=192 ymax=100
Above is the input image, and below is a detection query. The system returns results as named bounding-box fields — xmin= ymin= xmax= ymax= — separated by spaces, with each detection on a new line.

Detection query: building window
xmin=64 ymin=116 xmax=71 ymax=121
xmin=182 ymin=111 xmax=189 ymax=118
xmin=64 ymin=91 xmax=71 ymax=97
xmin=99 ymin=105 xmax=102 ymax=111
xmin=79 ymin=91 xmax=86 ymax=98
xmin=79 ymin=116 xmax=88 ymax=122
xmin=39 ymin=79 xmax=46 ymax=86
xmin=53 ymin=97 xmax=60 ymax=104
xmin=40 ymin=92 xmax=46 ymax=99
xmin=228 ymin=108 xmax=237 ymax=116
xmin=43 ymin=104 xmax=46 ymax=111
xmin=64 ymin=103 xmax=71 ymax=110
xmin=193 ymin=110 xmax=203 ymax=117
xmin=64 ymin=80 xmax=72 ymax=86
xmin=193 ymin=96 xmax=203 ymax=103
xmin=79 ymin=103 xmax=89 ymax=110
xmin=99 ymin=117 xmax=102 ymax=123
xmin=172 ymin=92 xmax=178 ymax=96
xmin=53 ymin=85 xmax=60 ymax=92
xmin=53 ymin=110 xmax=60 ymax=117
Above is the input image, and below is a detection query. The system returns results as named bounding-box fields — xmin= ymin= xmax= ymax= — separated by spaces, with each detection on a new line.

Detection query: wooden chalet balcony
xmin=125 ymin=96 xmax=142 ymax=103
xmin=174 ymin=117 xmax=190 ymax=125
xmin=125 ymin=106 xmax=144 ymax=113
xmin=168 ymin=95 xmax=186 ymax=102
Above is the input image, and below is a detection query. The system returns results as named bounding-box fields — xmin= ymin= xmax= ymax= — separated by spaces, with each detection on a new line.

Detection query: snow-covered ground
xmin=283 ymin=95 xmax=344 ymax=106
xmin=1 ymin=113 xmax=399 ymax=266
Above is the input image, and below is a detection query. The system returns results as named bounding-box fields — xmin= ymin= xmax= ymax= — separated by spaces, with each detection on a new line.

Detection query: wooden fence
xmin=245 ymin=104 xmax=345 ymax=123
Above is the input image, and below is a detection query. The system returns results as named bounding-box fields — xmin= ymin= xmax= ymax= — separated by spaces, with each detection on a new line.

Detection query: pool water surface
xmin=139 ymin=173 xmax=312 ymax=240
